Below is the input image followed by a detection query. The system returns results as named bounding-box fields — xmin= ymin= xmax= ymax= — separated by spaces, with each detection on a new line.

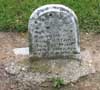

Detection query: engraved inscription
xmin=28 ymin=4 xmax=80 ymax=59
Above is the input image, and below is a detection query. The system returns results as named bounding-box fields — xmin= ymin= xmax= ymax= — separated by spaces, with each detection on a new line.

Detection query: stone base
xmin=5 ymin=49 xmax=95 ymax=84
xmin=26 ymin=60 xmax=95 ymax=84
xmin=5 ymin=50 xmax=95 ymax=84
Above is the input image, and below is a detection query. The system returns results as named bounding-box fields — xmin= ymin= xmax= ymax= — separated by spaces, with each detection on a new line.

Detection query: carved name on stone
xmin=28 ymin=4 xmax=80 ymax=59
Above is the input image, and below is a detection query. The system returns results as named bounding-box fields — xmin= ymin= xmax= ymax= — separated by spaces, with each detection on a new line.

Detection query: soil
xmin=0 ymin=32 xmax=100 ymax=90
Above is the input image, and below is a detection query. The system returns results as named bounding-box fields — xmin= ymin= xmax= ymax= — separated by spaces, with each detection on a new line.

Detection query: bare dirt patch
xmin=0 ymin=32 xmax=28 ymax=63
xmin=0 ymin=32 xmax=100 ymax=90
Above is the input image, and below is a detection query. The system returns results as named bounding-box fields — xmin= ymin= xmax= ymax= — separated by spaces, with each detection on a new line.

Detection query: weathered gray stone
xmin=28 ymin=4 xmax=80 ymax=59
xmin=5 ymin=49 xmax=95 ymax=84
xmin=6 ymin=4 xmax=95 ymax=86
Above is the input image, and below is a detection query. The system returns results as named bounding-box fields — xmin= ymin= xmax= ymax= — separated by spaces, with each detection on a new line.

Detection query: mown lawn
xmin=0 ymin=0 xmax=100 ymax=32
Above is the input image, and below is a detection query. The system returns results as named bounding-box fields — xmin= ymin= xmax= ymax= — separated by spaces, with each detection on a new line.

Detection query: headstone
xmin=28 ymin=4 xmax=80 ymax=59
xmin=8 ymin=4 xmax=95 ymax=86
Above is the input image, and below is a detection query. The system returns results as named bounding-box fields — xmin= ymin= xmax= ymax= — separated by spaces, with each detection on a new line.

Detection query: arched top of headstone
xmin=28 ymin=4 xmax=80 ymax=59
xmin=29 ymin=4 xmax=77 ymax=21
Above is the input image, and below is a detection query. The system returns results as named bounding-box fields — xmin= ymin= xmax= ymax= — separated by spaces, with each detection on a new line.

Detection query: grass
xmin=51 ymin=77 xmax=64 ymax=88
xmin=0 ymin=0 xmax=100 ymax=32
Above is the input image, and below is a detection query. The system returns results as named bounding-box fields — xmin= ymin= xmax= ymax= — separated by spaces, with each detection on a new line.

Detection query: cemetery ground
xmin=0 ymin=32 xmax=100 ymax=90
xmin=0 ymin=1 xmax=100 ymax=90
